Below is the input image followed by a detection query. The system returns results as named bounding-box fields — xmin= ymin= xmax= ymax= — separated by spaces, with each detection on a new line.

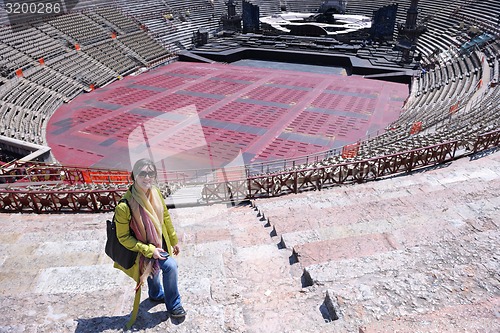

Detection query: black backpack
xmin=105 ymin=199 xmax=138 ymax=269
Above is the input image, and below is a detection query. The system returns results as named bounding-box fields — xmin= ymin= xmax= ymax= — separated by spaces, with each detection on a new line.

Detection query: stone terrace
xmin=255 ymin=149 xmax=500 ymax=332
xmin=0 ymin=150 xmax=498 ymax=333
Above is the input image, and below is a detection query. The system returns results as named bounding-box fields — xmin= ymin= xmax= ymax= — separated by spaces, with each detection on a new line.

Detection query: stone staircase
xmin=0 ymin=195 xmax=328 ymax=332
xmin=169 ymin=204 xmax=329 ymax=332
xmin=254 ymin=150 xmax=500 ymax=332
xmin=0 ymin=150 xmax=498 ymax=332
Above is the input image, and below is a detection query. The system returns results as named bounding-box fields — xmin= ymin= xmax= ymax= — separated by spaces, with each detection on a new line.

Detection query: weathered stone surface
xmin=0 ymin=152 xmax=498 ymax=332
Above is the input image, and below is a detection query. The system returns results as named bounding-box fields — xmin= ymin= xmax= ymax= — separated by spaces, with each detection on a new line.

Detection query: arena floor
xmin=46 ymin=61 xmax=408 ymax=172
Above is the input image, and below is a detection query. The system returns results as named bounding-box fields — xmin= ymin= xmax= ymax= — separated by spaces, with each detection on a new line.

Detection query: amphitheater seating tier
xmin=82 ymin=40 xmax=139 ymax=74
xmin=0 ymin=25 xmax=498 ymax=333
xmin=46 ymin=51 xmax=117 ymax=87
xmin=0 ymin=0 xmax=497 ymax=197
xmin=0 ymin=5 xmax=178 ymax=148
xmin=93 ymin=6 xmax=142 ymax=34
xmin=242 ymin=150 xmax=500 ymax=331
xmin=49 ymin=12 xmax=111 ymax=46
xmin=116 ymin=31 xmax=171 ymax=63
xmin=0 ymin=26 xmax=66 ymax=61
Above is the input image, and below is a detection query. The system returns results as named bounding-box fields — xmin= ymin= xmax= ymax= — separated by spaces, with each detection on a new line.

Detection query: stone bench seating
xmin=0 ymin=80 xmax=31 ymax=106
xmin=491 ymin=40 xmax=500 ymax=55
xmin=257 ymin=150 xmax=498 ymax=294
xmin=463 ymin=69 xmax=479 ymax=95
xmin=83 ymin=40 xmax=138 ymax=75
xmin=483 ymin=44 xmax=497 ymax=63
xmin=468 ymin=52 xmax=481 ymax=73
xmin=124 ymin=0 xmax=171 ymax=20
xmin=419 ymin=34 xmax=453 ymax=59
xmin=144 ymin=18 xmax=178 ymax=45
xmin=455 ymin=71 xmax=472 ymax=98
xmin=434 ymin=66 xmax=446 ymax=90
xmin=455 ymin=1 xmax=500 ymax=32
xmin=443 ymin=75 xmax=462 ymax=101
xmin=0 ymin=4 xmax=176 ymax=145
xmin=0 ymin=43 xmax=33 ymax=77
xmin=49 ymin=12 xmax=109 ymax=46
xmin=452 ymin=58 xmax=464 ymax=80
xmin=94 ymin=6 xmax=141 ymax=34
xmin=0 ymin=26 xmax=64 ymax=61
xmin=493 ymin=58 xmax=499 ymax=83
xmin=447 ymin=62 xmax=457 ymax=81
xmin=421 ymin=85 xmax=440 ymax=107
xmin=437 ymin=75 xmax=452 ymax=101
xmin=0 ymin=79 xmax=60 ymax=141
xmin=431 ymin=82 xmax=447 ymax=104
xmin=117 ymin=32 xmax=171 ymax=63
xmin=411 ymin=87 xmax=432 ymax=108
xmin=47 ymin=51 xmax=116 ymax=87
xmin=458 ymin=57 xmax=470 ymax=77
xmin=16 ymin=81 xmax=47 ymax=110
xmin=25 ymin=66 xmax=84 ymax=101
xmin=0 ymin=102 xmax=17 ymax=135
xmin=124 ymin=0 xmax=223 ymax=52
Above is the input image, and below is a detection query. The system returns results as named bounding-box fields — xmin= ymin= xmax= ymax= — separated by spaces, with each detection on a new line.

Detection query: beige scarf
xmin=129 ymin=184 xmax=164 ymax=289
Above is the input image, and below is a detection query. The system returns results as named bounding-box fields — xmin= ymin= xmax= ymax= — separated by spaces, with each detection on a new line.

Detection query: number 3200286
xmin=5 ymin=2 xmax=62 ymax=14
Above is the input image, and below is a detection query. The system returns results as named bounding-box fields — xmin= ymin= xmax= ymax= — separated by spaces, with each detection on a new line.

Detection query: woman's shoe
xmin=169 ymin=306 xmax=186 ymax=318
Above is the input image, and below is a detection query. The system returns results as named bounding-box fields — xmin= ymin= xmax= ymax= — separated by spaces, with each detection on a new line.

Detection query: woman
xmin=114 ymin=158 xmax=186 ymax=325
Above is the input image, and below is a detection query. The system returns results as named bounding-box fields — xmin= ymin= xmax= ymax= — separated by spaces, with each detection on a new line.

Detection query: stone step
xmin=264 ymin=178 xmax=497 ymax=248
xmin=226 ymin=206 xmax=274 ymax=248
xmin=357 ymin=298 xmax=500 ymax=333
xmin=292 ymin=233 xmax=399 ymax=268
xmin=255 ymin=155 xmax=500 ymax=262
xmin=171 ymin=204 xmax=236 ymax=249
xmin=165 ymin=185 xmax=204 ymax=207
xmin=171 ymin=203 xmax=333 ymax=332
xmin=169 ymin=204 xmax=230 ymax=227
xmin=290 ymin=188 xmax=498 ymax=266
xmin=280 ymin=194 xmax=498 ymax=250
xmin=219 ymin=242 xmax=328 ymax=332
xmin=306 ymin=229 xmax=499 ymax=331
xmin=0 ymin=151 xmax=498 ymax=332
xmin=173 ymin=204 xmax=274 ymax=251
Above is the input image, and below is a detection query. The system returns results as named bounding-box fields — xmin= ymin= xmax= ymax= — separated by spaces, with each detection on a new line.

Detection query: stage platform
xmin=46 ymin=61 xmax=408 ymax=173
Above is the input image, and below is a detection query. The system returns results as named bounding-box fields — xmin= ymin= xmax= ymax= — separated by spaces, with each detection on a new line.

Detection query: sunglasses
xmin=137 ymin=171 xmax=156 ymax=178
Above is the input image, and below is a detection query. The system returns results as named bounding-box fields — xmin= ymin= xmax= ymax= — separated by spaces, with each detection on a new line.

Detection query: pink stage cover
xmin=46 ymin=62 xmax=408 ymax=172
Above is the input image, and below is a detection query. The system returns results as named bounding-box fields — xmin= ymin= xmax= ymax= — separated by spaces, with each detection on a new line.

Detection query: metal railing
xmin=200 ymin=134 xmax=500 ymax=203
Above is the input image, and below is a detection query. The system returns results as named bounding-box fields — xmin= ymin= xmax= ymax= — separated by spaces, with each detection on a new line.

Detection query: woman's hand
xmin=152 ymin=247 xmax=167 ymax=260
xmin=173 ymin=245 xmax=180 ymax=256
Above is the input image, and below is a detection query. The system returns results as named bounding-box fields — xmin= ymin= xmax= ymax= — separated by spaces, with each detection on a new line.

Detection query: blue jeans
xmin=147 ymin=257 xmax=182 ymax=312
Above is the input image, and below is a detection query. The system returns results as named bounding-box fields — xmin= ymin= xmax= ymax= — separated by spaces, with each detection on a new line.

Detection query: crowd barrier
xmin=202 ymin=130 xmax=500 ymax=203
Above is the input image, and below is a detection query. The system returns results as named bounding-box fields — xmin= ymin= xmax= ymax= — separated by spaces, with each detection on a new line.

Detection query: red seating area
xmin=206 ymin=102 xmax=288 ymax=127
xmin=254 ymin=138 xmax=326 ymax=160
xmin=135 ymin=74 xmax=196 ymax=89
xmin=142 ymin=94 xmax=219 ymax=113
xmin=96 ymin=87 xmax=161 ymax=105
xmin=46 ymin=62 xmax=407 ymax=172
xmin=188 ymin=79 xmax=249 ymax=96
xmin=245 ymin=85 xmax=310 ymax=104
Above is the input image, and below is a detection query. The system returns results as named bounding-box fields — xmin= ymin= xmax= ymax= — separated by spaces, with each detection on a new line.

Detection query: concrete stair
xmin=253 ymin=150 xmax=500 ymax=332
xmin=171 ymin=204 xmax=330 ymax=333
xmin=309 ymin=228 xmax=499 ymax=332
xmin=0 ymin=200 xmax=330 ymax=332
xmin=0 ymin=151 xmax=498 ymax=332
